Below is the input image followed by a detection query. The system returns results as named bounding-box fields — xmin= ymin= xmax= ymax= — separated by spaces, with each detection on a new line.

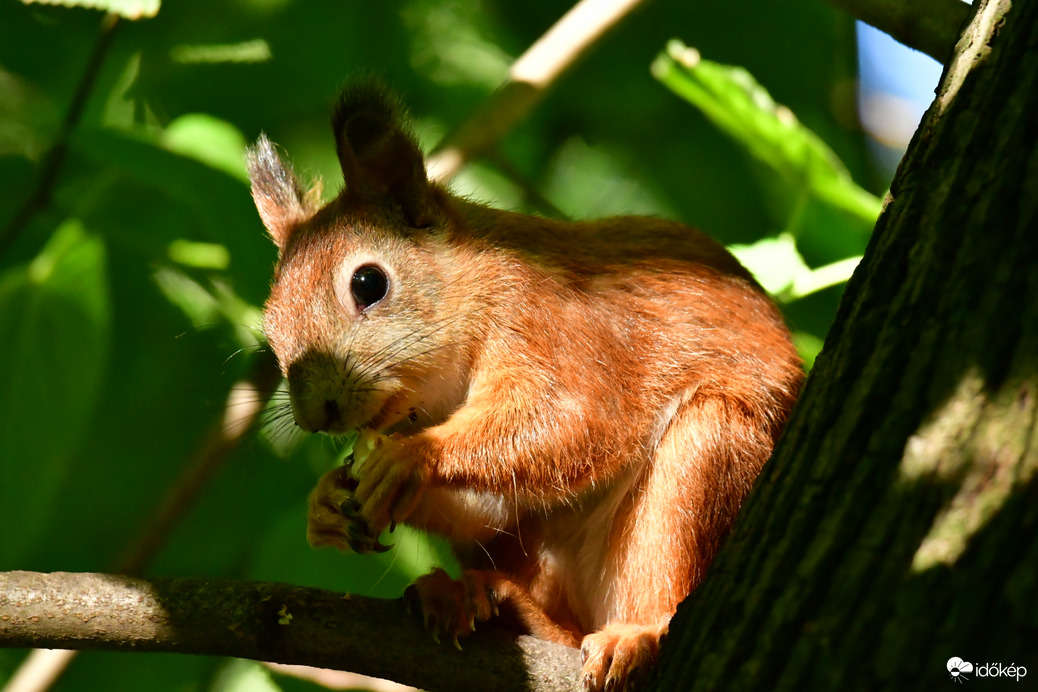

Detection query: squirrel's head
xmin=246 ymin=82 xmax=467 ymax=435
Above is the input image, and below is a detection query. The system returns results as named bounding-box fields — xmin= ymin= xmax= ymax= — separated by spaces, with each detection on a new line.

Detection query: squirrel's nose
xmin=292 ymin=397 xmax=341 ymax=432
xmin=286 ymin=352 xmax=347 ymax=432
xmin=322 ymin=399 xmax=341 ymax=429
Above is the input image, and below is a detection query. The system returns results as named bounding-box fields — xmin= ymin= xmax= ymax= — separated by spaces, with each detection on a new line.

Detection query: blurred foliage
xmin=652 ymin=40 xmax=878 ymax=306
xmin=0 ymin=0 xmax=885 ymax=689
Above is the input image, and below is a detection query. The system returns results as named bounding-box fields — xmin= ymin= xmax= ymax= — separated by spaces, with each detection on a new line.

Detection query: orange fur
xmin=247 ymin=84 xmax=803 ymax=691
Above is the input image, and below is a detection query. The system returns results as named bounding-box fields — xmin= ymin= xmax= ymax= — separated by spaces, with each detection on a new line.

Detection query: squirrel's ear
xmin=246 ymin=134 xmax=314 ymax=249
xmin=332 ymin=82 xmax=437 ymax=228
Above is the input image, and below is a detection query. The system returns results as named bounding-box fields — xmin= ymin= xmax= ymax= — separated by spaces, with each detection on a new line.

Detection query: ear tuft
xmin=246 ymin=133 xmax=314 ymax=249
xmin=331 ymin=81 xmax=406 ymax=162
xmin=332 ymin=80 xmax=437 ymax=227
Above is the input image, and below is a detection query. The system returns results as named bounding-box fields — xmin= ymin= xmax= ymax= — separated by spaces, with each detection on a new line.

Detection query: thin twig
xmin=265 ymin=663 xmax=419 ymax=692
xmin=485 ymin=151 xmax=570 ymax=219
xmin=427 ymin=0 xmax=652 ymax=183
xmin=823 ymin=0 xmax=970 ymax=64
xmin=0 ymin=571 xmax=582 ymax=692
xmin=0 ymin=12 xmax=121 ymax=258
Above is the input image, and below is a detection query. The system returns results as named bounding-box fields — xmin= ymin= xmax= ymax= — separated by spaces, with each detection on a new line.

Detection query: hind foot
xmin=580 ymin=621 xmax=668 ymax=692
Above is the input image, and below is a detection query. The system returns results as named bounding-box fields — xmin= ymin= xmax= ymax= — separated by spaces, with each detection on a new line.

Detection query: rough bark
xmin=649 ymin=0 xmax=1038 ymax=689
xmin=0 ymin=571 xmax=580 ymax=692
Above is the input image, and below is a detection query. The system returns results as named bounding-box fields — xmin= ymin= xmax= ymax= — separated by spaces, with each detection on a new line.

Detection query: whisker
xmin=366 ymin=539 xmax=402 ymax=593
xmin=474 ymin=537 xmax=496 ymax=571
xmin=354 ymin=305 xmax=488 ymax=375
xmin=512 ymin=471 xmax=527 ymax=558
xmin=222 ymin=347 xmax=248 ymax=366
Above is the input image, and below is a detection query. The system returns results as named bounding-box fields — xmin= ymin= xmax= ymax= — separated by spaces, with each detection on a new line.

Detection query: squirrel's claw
xmin=403 ymin=567 xmax=504 ymax=650
xmin=579 ymin=622 xmax=666 ymax=692
xmin=307 ymin=461 xmax=393 ymax=554
xmin=354 ymin=436 xmax=427 ymax=533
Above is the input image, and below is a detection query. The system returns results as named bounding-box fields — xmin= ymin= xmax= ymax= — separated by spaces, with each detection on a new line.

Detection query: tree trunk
xmin=649 ymin=1 xmax=1038 ymax=689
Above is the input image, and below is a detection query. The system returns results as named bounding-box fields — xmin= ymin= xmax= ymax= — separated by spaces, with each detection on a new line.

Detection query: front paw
xmin=353 ymin=431 xmax=428 ymax=534
xmin=307 ymin=463 xmax=390 ymax=554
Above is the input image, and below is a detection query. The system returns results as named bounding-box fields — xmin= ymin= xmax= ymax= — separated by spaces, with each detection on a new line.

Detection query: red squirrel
xmin=247 ymin=82 xmax=803 ymax=691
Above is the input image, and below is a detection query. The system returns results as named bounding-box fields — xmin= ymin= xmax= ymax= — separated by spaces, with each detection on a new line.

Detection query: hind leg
xmin=580 ymin=395 xmax=775 ymax=691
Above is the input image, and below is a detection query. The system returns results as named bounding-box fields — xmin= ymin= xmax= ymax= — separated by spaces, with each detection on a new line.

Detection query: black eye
xmin=350 ymin=264 xmax=389 ymax=311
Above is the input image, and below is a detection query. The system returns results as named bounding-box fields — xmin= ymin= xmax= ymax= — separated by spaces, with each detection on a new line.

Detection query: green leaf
xmin=70 ymin=126 xmax=275 ymax=306
xmin=210 ymin=660 xmax=282 ymax=692
xmin=728 ymin=233 xmax=809 ymax=297
xmin=19 ymin=0 xmax=160 ymax=20
xmin=652 ymin=39 xmax=880 ymax=255
xmin=793 ymin=331 xmax=825 ymax=371
xmin=167 ymin=239 xmax=231 ymax=270
xmin=729 ymin=233 xmax=862 ymax=302
xmin=169 ymin=40 xmax=272 ymax=65
xmin=162 ymin=114 xmax=250 ymax=183
xmin=152 ymin=265 xmax=263 ymax=349
xmin=0 ymin=219 xmax=110 ymax=566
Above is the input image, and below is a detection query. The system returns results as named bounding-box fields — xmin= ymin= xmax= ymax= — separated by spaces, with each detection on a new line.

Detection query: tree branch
xmin=0 ymin=571 xmax=581 ymax=692
xmin=823 ymin=0 xmax=970 ymax=64
xmin=0 ymin=12 xmax=121 ymax=258
xmin=426 ymin=0 xmax=650 ymax=183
